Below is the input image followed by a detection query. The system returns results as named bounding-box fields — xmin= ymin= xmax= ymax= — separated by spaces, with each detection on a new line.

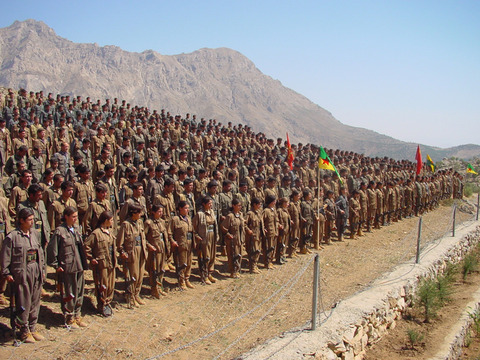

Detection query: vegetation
xmin=464 ymin=183 xmax=480 ymax=198
xmin=462 ymin=253 xmax=478 ymax=281
xmin=416 ymin=277 xmax=442 ymax=323
xmin=406 ymin=328 xmax=424 ymax=349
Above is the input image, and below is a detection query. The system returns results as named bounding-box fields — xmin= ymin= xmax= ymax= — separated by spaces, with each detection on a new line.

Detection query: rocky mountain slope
xmin=0 ymin=19 xmax=478 ymax=160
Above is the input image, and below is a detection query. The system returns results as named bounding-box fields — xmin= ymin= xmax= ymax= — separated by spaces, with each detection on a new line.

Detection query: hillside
xmin=0 ymin=19 xmax=478 ymax=160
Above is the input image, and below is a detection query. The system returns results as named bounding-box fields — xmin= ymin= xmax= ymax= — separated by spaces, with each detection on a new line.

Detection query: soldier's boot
xmin=185 ymin=280 xmax=195 ymax=289
xmin=178 ymin=279 xmax=187 ymax=290
xmin=350 ymin=232 xmax=355 ymax=239
xmin=151 ymin=286 xmax=161 ymax=299
xmin=267 ymin=262 xmax=275 ymax=270
xmin=20 ymin=329 xmax=35 ymax=343
xmin=31 ymin=331 xmax=45 ymax=341
xmin=358 ymin=228 xmax=364 ymax=237
xmin=208 ymin=274 xmax=217 ymax=283
xmin=203 ymin=271 xmax=212 ymax=285
xmin=252 ymin=264 xmax=261 ymax=274
xmin=65 ymin=315 xmax=80 ymax=329
xmin=338 ymin=234 xmax=344 ymax=242
xmin=75 ymin=317 xmax=88 ymax=327
xmin=299 ymin=247 xmax=308 ymax=254
xmin=135 ymin=296 xmax=146 ymax=306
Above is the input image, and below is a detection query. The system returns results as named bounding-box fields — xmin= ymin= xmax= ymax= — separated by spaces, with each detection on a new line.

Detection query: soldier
xmin=116 ymin=203 xmax=147 ymax=308
xmin=28 ymin=146 xmax=45 ymax=184
xmin=83 ymin=183 xmax=112 ymax=236
xmin=0 ymin=208 xmax=45 ymax=343
xmin=48 ymin=181 xmax=77 ymax=231
xmin=349 ymin=190 xmax=361 ymax=239
xmin=263 ymin=195 xmax=279 ymax=268
xmin=276 ymin=197 xmax=291 ymax=264
xmin=234 ymin=182 xmax=251 ymax=214
xmin=193 ymin=196 xmax=219 ymax=284
xmin=145 ymin=205 xmax=169 ymax=297
xmin=221 ymin=198 xmax=245 ymax=278
xmin=366 ymin=181 xmax=377 ymax=232
xmin=8 ymin=169 xmax=33 ymax=223
xmin=375 ymin=182 xmax=385 ymax=228
xmin=245 ymin=197 xmax=264 ymax=273
xmin=288 ymin=190 xmax=301 ymax=255
xmin=0 ymin=191 xmax=12 ymax=305
xmin=169 ymin=201 xmax=195 ymax=289
xmin=300 ymin=190 xmax=316 ymax=251
xmin=119 ymin=182 xmax=147 ymax=223
xmin=324 ymin=190 xmax=336 ymax=243
xmin=48 ymin=206 xmax=88 ymax=329
xmin=73 ymin=165 xmax=94 ymax=225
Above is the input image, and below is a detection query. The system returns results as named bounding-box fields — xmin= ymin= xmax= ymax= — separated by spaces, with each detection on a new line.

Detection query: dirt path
xmin=0 ymin=201 xmax=475 ymax=360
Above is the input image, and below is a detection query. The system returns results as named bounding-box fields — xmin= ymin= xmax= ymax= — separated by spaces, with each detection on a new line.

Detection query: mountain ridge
xmin=1 ymin=19 xmax=478 ymax=160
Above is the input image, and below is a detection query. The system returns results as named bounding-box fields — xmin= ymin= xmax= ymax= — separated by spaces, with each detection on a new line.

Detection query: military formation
xmin=0 ymin=87 xmax=464 ymax=344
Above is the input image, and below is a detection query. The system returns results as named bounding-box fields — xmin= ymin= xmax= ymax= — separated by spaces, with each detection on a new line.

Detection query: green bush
xmin=464 ymin=183 xmax=480 ymax=198
xmin=416 ymin=277 xmax=442 ymax=322
xmin=406 ymin=328 xmax=424 ymax=349
xmin=462 ymin=253 xmax=478 ymax=281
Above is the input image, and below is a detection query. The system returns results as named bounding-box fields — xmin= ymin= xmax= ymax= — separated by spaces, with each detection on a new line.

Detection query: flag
xmin=415 ymin=145 xmax=422 ymax=175
xmin=426 ymin=154 xmax=435 ymax=173
xmin=318 ymin=146 xmax=342 ymax=183
xmin=286 ymin=132 xmax=294 ymax=170
xmin=467 ymin=163 xmax=478 ymax=175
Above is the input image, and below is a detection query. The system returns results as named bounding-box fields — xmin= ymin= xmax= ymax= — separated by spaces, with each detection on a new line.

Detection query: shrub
xmin=406 ymin=328 xmax=424 ymax=349
xmin=464 ymin=182 xmax=480 ymax=198
xmin=416 ymin=277 xmax=441 ymax=322
xmin=436 ymin=274 xmax=453 ymax=305
xmin=462 ymin=253 xmax=478 ymax=281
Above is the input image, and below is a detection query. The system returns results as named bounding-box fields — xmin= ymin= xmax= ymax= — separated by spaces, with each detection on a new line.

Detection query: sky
xmin=0 ymin=0 xmax=479 ymax=149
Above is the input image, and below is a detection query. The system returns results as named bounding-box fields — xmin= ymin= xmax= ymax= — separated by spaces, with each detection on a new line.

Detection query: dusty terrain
xmin=0 ymin=200 xmax=475 ymax=360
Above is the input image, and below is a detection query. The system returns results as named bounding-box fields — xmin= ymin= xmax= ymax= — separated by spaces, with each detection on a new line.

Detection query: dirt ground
xmin=0 ymin=200 xmax=476 ymax=360
xmin=365 ymin=263 xmax=480 ymax=360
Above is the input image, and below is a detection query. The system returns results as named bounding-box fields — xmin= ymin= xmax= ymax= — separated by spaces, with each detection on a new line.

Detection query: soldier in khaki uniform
xmin=83 ymin=183 xmax=112 ymax=236
xmin=245 ymin=197 xmax=264 ymax=273
xmin=193 ymin=196 xmax=218 ymax=284
xmin=288 ymin=190 xmax=301 ymax=255
xmin=349 ymin=190 xmax=361 ymax=239
xmin=0 ymin=192 xmax=12 ymax=305
xmin=48 ymin=206 xmax=88 ymax=329
xmin=1 ymin=208 xmax=45 ymax=343
xmin=366 ymin=181 xmax=377 ymax=232
xmin=73 ymin=165 xmax=94 ymax=225
xmin=8 ymin=169 xmax=33 ymax=224
xmin=145 ymin=204 xmax=169 ymax=297
xmin=263 ymin=195 xmax=279 ymax=269
xmin=84 ymin=210 xmax=116 ymax=316
xmin=221 ymin=198 xmax=245 ymax=278
xmin=276 ymin=197 xmax=291 ymax=264
xmin=48 ymin=181 xmax=77 ymax=232
xmin=169 ymin=201 xmax=194 ymax=289
xmin=116 ymin=203 xmax=147 ymax=308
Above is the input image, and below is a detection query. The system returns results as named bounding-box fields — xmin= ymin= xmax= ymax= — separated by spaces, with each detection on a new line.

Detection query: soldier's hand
xmin=5 ymin=275 xmax=14 ymax=283
xmin=56 ymin=267 xmax=64 ymax=273
xmin=91 ymin=259 xmax=98 ymax=266
xmin=121 ymin=252 xmax=128 ymax=260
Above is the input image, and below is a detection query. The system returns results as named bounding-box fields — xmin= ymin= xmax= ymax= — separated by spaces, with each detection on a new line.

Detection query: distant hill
xmin=0 ymin=19 xmax=478 ymax=160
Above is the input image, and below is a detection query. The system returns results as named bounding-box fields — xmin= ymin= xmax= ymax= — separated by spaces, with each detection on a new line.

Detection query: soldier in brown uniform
xmin=48 ymin=207 xmax=88 ymax=329
xmin=73 ymin=165 xmax=94 ymax=225
xmin=245 ymin=197 xmax=264 ymax=273
xmin=276 ymin=197 xmax=291 ymax=264
xmin=1 ymin=208 xmax=45 ymax=343
xmin=8 ymin=169 xmax=33 ymax=222
xmin=375 ymin=182 xmax=385 ymax=228
xmin=221 ymin=198 xmax=245 ymax=277
xmin=300 ymin=190 xmax=316 ymax=252
xmin=193 ymin=196 xmax=218 ymax=284
xmin=48 ymin=181 xmax=77 ymax=232
xmin=357 ymin=182 xmax=368 ymax=235
xmin=349 ymin=190 xmax=361 ymax=239
xmin=288 ymin=190 xmax=301 ymax=255
xmin=145 ymin=204 xmax=169 ymax=297
xmin=84 ymin=210 xmax=116 ymax=316
xmin=262 ymin=195 xmax=279 ymax=269
xmin=116 ymin=203 xmax=147 ymax=308
xmin=83 ymin=183 xmax=112 ymax=236
xmin=169 ymin=201 xmax=194 ymax=289
xmin=323 ymin=190 xmax=336 ymax=243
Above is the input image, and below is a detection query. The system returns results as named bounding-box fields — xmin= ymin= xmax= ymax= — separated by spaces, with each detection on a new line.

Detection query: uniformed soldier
xmin=144 ymin=205 xmax=169 ymax=297
xmin=263 ymin=195 xmax=279 ymax=269
xmin=48 ymin=206 xmax=88 ymax=328
xmin=221 ymin=198 xmax=245 ymax=278
xmin=116 ymin=203 xmax=147 ymax=308
xmin=276 ymin=197 xmax=291 ymax=264
xmin=0 ymin=208 xmax=45 ymax=343
xmin=193 ymin=196 xmax=219 ymax=284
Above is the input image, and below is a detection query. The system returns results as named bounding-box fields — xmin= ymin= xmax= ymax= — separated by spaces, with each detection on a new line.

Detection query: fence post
xmin=415 ymin=217 xmax=423 ymax=264
xmin=311 ymin=254 xmax=319 ymax=330
xmin=452 ymin=204 xmax=456 ymax=237
xmin=476 ymin=193 xmax=479 ymax=221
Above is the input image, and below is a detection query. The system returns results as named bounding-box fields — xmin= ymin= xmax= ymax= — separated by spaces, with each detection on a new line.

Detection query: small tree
xmin=417 ymin=278 xmax=441 ymax=322
xmin=407 ymin=329 xmax=424 ymax=349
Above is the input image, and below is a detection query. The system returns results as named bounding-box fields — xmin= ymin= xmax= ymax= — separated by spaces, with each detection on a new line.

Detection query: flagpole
xmin=317 ymin=161 xmax=320 ymax=247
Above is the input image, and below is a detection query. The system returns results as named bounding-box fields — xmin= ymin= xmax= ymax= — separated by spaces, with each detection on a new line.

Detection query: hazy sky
xmin=1 ymin=0 xmax=479 ymax=148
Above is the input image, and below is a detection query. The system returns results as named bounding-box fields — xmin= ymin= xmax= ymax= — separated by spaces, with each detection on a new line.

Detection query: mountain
xmin=0 ymin=19 xmax=478 ymax=160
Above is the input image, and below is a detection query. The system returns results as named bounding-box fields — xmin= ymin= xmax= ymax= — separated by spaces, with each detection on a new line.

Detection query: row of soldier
xmin=0 ymin=87 xmax=464 ymax=344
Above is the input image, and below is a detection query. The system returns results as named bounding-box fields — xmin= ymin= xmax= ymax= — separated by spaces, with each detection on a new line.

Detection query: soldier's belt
xmin=187 ymin=233 xmax=193 ymax=241
xmin=27 ymin=249 xmax=38 ymax=263
xmin=207 ymin=225 xmax=214 ymax=233
xmin=35 ymin=220 xmax=42 ymax=230
xmin=110 ymin=194 xmax=115 ymax=203
xmin=0 ymin=222 xmax=4 ymax=234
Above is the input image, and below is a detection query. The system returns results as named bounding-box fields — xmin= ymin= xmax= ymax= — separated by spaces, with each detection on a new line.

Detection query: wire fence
xmin=0 ymin=199 xmax=478 ymax=360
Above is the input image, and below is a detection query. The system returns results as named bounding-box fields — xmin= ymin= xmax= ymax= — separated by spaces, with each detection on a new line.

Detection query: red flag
xmin=286 ymin=132 xmax=294 ymax=170
xmin=415 ymin=145 xmax=422 ymax=175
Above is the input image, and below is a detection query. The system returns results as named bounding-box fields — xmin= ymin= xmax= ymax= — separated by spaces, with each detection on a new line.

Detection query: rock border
xmin=241 ymin=221 xmax=480 ymax=360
